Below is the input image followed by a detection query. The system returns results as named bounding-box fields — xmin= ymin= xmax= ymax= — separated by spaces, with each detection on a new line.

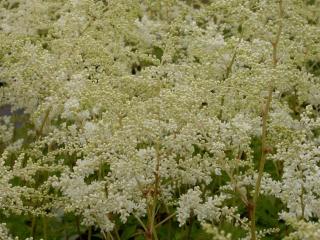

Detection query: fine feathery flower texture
xmin=0 ymin=0 xmax=320 ymax=239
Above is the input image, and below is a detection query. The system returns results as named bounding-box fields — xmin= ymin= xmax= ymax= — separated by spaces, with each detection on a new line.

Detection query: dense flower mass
xmin=0 ymin=0 xmax=320 ymax=239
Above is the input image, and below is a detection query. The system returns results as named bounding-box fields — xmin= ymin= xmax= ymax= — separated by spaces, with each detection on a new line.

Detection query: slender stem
xmin=145 ymin=120 xmax=161 ymax=240
xmin=187 ymin=213 xmax=194 ymax=240
xmin=42 ymin=216 xmax=48 ymax=240
xmin=219 ymin=35 xmax=242 ymax=120
xmin=37 ymin=107 xmax=51 ymax=137
xmin=151 ymin=201 xmax=159 ymax=240
xmin=31 ymin=215 xmax=37 ymax=239
xmin=155 ymin=212 xmax=176 ymax=228
xmin=88 ymin=226 xmax=92 ymax=240
xmin=273 ymin=161 xmax=280 ymax=178
xmin=98 ymin=161 xmax=103 ymax=180
xmin=300 ymin=185 xmax=305 ymax=220
xmin=76 ymin=216 xmax=82 ymax=239
xmin=113 ymin=225 xmax=121 ymax=240
xmin=250 ymin=1 xmax=283 ymax=239
xmin=130 ymin=231 xmax=144 ymax=238
xmin=297 ymin=165 xmax=306 ymax=220
xmin=250 ymin=86 xmax=273 ymax=239
xmin=102 ymin=231 xmax=108 ymax=240
xmin=107 ymin=231 xmax=114 ymax=240
xmin=133 ymin=214 xmax=147 ymax=232
xmin=225 ymin=169 xmax=249 ymax=206
xmin=146 ymin=205 xmax=153 ymax=240
xmin=168 ymin=214 xmax=172 ymax=240
xmin=62 ymin=214 xmax=68 ymax=240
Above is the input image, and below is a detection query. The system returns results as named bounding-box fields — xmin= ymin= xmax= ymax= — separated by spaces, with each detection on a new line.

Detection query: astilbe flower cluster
xmin=0 ymin=0 xmax=319 ymax=239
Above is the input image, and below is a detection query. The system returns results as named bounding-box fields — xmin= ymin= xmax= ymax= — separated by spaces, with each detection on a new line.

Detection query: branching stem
xmin=250 ymin=1 xmax=283 ymax=239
